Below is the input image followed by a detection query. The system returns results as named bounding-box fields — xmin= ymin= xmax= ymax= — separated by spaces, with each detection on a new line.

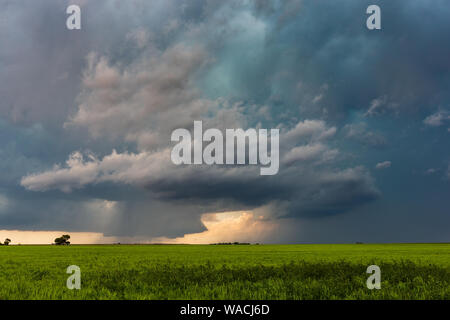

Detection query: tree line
xmin=0 ymin=234 xmax=71 ymax=245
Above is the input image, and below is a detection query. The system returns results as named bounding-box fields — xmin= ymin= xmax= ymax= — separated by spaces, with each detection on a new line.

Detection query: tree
xmin=54 ymin=234 xmax=71 ymax=245
xmin=3 ymin=238 xmax=11 ymax=245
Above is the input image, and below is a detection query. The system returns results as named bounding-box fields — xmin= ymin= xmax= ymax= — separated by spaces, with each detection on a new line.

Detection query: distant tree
xmin=54 ymin=234 xmax=71 ymax=245
xmin=3 ymin=238 xmax=11 ymax=245
xmin=211 ymin=242 xmax=251 ymax=245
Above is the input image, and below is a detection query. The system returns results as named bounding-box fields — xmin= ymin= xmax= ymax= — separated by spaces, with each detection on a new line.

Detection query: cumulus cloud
xmin=283 ymin=143 xmax=338 ymax=165
xmin=22 ymin=40 xmax=359 ymax=219
xmin=65 ymin=43 xmax=215 ymax=150
xmin=423 ymin=110 xmax=450 ymax=127
xmin=375 ymin=161 xmax=392 ymax=170
xmin=284 ymin=120 xmax=336 ymax=143
xmin=22 ymin=116 xmax=379 ymax=220
xmin=364 ymin=96 xmax=400 ymax=117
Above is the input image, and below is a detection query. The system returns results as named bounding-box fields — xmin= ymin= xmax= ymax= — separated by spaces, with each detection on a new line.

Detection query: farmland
xmin=0 ymin=244 xmax=448 ymax=300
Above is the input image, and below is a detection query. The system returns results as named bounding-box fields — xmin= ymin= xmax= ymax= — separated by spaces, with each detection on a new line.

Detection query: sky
xmin=0 ymin=0 xmax=449 ymax=244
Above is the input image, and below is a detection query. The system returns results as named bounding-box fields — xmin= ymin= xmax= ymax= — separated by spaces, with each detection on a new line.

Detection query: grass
xmin=0 ymin=243 xmax=448 ymax=300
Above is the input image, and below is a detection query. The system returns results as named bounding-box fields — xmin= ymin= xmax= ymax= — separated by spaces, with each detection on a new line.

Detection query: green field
xmin=0 ymin=244 xmax=448 ymax=300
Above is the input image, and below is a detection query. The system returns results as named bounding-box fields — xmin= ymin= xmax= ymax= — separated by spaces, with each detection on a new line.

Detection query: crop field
xmin=0 ymin=244 xmax=448 ymax=300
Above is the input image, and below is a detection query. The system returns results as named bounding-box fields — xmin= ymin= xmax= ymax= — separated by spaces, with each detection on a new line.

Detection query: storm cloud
xmin=1 ymin=0 xmax=449 ymax=242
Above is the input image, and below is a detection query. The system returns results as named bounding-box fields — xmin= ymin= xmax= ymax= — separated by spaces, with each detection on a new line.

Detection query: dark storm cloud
xmin=200 ymin=0 xmax=450 ymax=123
xmin=1 ymin=0 xmax=449 ymax=241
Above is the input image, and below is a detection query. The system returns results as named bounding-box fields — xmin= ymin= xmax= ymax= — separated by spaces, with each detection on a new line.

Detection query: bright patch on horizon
xmin=153 ymin=211 xmax=277 ymax=244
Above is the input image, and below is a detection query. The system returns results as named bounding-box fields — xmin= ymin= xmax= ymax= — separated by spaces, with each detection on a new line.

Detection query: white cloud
xmin=365 ymin=96 xmax=388 ymax=116
xmin=312 ymin=93 xmax=323 ymax=104
xmin=284 ymin=119 xmax=336 ymax=143
xmin=21 ymin=149 xmax=171 ymax=192
xmin=283 ymin=143 xmax=338 ymax=164
xmin=423 ymin=110 xmax=450 ymax=127
xmin=64 ymin=43 xmax=214 ymax=151
xmin=375 ymin=161 xmax=391 ymax=170
xmin=365 ymin=96 xmax=399 ymax=117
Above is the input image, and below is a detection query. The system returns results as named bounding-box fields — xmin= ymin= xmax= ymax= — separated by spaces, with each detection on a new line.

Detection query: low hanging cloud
xmin=22 ymin=116 xmax=379 ymax=219
xmin=21 ymin=150 xmax=172 ymax=193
